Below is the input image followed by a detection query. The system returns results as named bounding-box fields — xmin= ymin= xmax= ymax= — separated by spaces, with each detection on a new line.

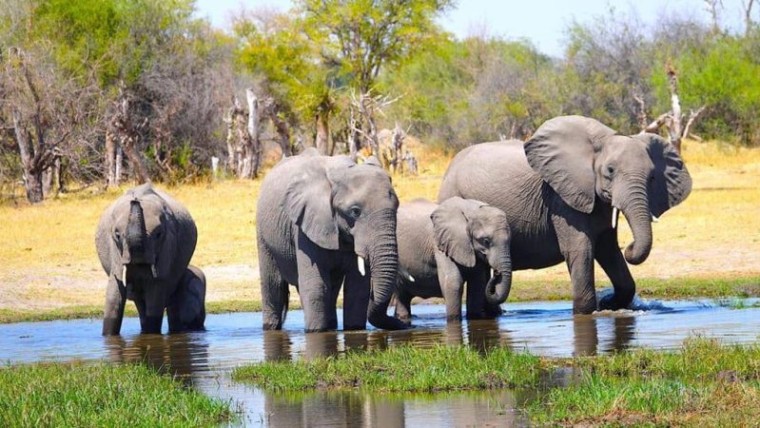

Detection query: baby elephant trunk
xmin=485 ymin=252 xmax=512 ymax=305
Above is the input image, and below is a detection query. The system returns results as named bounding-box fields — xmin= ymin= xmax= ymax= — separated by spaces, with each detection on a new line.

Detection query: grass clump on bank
xmin=234 ymin=338 xmax=760 ymax=426
xmin=233 ymin=345 xmax=542 ymax=392
xmin=0 ymin=362 xmax=232 ymax=427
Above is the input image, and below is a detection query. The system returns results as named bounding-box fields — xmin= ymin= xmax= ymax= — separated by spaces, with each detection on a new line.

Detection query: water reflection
xmin=105 ymin=333 xmax=209 ymax=387
xmin=571 ymin=314 xmax=636 ymax=356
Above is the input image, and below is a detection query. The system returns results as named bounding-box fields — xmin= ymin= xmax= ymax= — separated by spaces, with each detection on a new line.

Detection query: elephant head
xmin=285 ymin=156 xmax=404 ymax=330
xmin=524 ymin=115 xmax=692 ymax=265
xmin=110 ymin=187 xmax=180 ymax=283
xmin=431 ymin=197 xmax=513 ymax=305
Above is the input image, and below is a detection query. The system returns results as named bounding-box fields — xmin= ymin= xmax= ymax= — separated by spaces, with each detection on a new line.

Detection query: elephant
xmin=438 ymin=115 xmax=692 ymax=314
xmin=392 ymin=197 xmax=512 ymax=324
xmin=255 ymin=149 xmax=406 ymax=332
xmin=95 ymin=183 xmax=205 ymax=335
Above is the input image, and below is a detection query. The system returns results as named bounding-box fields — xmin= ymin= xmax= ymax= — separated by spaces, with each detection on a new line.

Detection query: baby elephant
xmin=394 ymin=197 xmax=513 ymax=324
xmin=95 ymin=183 xmax=206 ymax=335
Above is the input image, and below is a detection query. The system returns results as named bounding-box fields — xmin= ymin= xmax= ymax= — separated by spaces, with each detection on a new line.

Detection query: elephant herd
xmin=95 ymin=115 xmax=692 ymax=335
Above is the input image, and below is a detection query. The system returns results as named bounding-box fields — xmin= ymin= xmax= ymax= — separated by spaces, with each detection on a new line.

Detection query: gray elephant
xmin=95 ymin=183 xmax=206 ymax=335
xmin=256 ymin=150 xmax=406 ymax=332
xmin=392 ymin=197 xmax=512 ymax=324
xmin=438 ymin=115 xmax=692 ymax=314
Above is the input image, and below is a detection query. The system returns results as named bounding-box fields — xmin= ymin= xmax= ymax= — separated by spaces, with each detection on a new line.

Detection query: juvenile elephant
xmin=439 ymin=115 xmax=692 ymax=314
xmin=95 ymin=183 xmax=205 ymax=335
xmin=393 ymin=197 xmax=512 ymax=324
xmin=256 ymin=150 xmax=406 ymax=332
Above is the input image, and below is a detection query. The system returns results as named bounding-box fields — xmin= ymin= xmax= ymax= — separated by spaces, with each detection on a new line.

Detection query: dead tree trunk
xmin=315 ymin=112 xmax=330 ymax=155
xmin=245 ymin=88 xmax=262 ymax=179
xmin=111 ymin=94 xmax=149 ymax=184
xmin=639 ymin=66 xmax=706 ymax=155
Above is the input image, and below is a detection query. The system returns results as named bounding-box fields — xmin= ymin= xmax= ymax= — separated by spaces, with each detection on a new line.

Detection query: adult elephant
xmin=438 ymin=115 xmax=692 ymax=314
xmin=393 ymin=197 xmax=512 ymax=324
xmin=96 ymin=183 xmax=206 ymax=335
xmin=256 ymin=150 xmax=406 ymax=332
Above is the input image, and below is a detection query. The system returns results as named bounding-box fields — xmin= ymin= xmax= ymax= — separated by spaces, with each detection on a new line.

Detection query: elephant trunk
xmin=126 ymin=200 xmax=157 ymax=277
xmin=619 ymin=183 xmax=653 ymax=266
xmin=485 ymin=252 xmax=512 ymax=305
xmin=366 ymin=208 xmax=407 ymax=330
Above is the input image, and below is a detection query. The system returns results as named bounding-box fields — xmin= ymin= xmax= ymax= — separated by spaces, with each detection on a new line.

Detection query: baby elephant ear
xmin=525 ymin=115 xmax=616 ymax=214
xmin=431 ymin=197 xmax=476 ymax=268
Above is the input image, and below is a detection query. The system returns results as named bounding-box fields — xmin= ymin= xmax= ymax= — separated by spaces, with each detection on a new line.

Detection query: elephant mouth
xmin=122 ymin=263 xmax=158 ymax=281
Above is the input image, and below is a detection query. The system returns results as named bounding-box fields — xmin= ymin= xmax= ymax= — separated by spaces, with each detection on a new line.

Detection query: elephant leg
xmin=595 ymin=229 xmax=635 ymax=310
xmin=343 ymin=267 xmax=369 ymax=330
xmin=138 ymin=284 xmax=166 ymax=334
xmin=167 ymin=266 xmax=206 ymax=333
xmin=465 ymin=267 xmax=495 ymax=320
xmin=103 ymin=276 xmax=127 ymax=336
xmin=296 ymin=234 xmax=338 ymax=332
xmin=435 ymin=252 xmax=465 ymax=322
xmin=393 ymin=288 xmax=414 ymax=326
xmin=259 ymin=241 xmax=289 ymax=330
xmin=553 ymin=216 xmax=597 ymax=314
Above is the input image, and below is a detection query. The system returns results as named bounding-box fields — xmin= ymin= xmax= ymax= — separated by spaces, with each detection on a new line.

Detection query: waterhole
xmin=1 ymin=298 xmax=758 ymax=426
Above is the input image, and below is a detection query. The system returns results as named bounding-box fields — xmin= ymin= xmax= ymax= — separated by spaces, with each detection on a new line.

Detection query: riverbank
xmin=1 ymin=139 xmax=758 ymax=322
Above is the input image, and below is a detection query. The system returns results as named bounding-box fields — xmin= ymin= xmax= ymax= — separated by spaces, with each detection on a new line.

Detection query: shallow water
xmin=1 ymin=299 xmax=758 ymax=426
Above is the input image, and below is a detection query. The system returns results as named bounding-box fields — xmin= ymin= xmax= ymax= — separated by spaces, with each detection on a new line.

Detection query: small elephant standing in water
xmin=95 ymin=183 xmax=206 ymax=335
xmin=392 ymin=197 xmax=513 ymax=324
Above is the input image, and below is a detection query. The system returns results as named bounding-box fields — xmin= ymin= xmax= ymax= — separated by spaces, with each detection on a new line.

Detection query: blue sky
xmin=194 ymin=0 xmax=747 ymax=57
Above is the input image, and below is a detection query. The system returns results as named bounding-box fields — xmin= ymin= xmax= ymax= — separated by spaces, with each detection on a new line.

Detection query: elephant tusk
xmin=151 ymin=264 xmax=158 ymax=279
xmin=651 ymin=215 xmax=659 ymax=223
xmin=357 ymin=256 xmax=366 ymax=277
xmin=121 ymin=265 xmax=127 ymax=282
xmin=612 ymin=207 xmax=619 ymax=229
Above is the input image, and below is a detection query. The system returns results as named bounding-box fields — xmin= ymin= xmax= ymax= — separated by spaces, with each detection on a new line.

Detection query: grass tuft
xmin=0 ymin=362 xmax=232 ymax=426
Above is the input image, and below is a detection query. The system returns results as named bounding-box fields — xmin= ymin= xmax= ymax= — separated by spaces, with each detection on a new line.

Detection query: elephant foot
xmin=597 ymin=290 xmax=633 ymax=311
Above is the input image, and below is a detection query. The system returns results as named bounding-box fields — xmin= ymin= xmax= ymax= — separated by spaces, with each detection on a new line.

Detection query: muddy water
xmin=1 ymin=299 xmax=759 ymax=426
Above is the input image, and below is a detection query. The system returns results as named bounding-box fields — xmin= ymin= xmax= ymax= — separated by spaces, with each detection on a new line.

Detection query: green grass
xmin=233 ymin=345 xmax=543 ymax=392
xmin=234 ymin=338 xmax=760 ymax=426
xmin=0 ymin=362 xmax=232 ymax=427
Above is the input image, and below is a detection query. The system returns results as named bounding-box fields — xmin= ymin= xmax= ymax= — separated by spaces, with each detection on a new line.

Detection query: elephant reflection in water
xmin=572 ymin=314 xmax=636 ymax=356
xmin=105 ymin=333 xmax=209 ymax=387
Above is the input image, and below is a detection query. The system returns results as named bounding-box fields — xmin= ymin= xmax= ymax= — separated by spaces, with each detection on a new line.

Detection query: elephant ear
xmin=633 ymin=133 xmax=693 ymax=217
xmin=431 ymin=197 xmax=476 ymax=268
xmin=524 ymin=115 xmax=617 ymax=214
xmin=285 ymin=160 xmax=340 ymax=250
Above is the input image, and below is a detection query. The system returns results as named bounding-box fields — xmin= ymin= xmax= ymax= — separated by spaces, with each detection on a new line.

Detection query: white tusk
xmin=357 ymin=256 xmax=366 ymax=277
xmin=151 ymin=264 xmax=158 ymax=279
xmin=651 ymin=215 xmax=659 ymax=223
xmin=121 ymin=265 xmax=127 ymax=281
xmin=406 ymin=273 xmax=415 ymax=282
xmin=491 ymin=269 xmax=495 ymax=278
xmin=612 ymin=207 xmax=619 ymax=229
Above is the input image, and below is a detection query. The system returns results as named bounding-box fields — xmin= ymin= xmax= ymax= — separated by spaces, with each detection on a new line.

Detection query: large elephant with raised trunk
xmin=392 ymin=197 xmax=512 ymax=324
xmin=438 ymin=115 xmax=692 ymax=314
xmin=256 ymin=150 xmax=406 ymax=332
xmin=95 ymin=183 xmax=205 ymax=335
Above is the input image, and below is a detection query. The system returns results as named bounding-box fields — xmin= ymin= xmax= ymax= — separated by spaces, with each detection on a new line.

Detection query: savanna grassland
xmin=0 ymin=139 xmax=759 ymax=322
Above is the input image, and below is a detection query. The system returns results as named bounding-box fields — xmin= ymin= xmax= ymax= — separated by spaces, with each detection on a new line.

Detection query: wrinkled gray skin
xmin=96 ymin=183 xmax=205 ymax=335
xmin=256 ymin=149 xmax=406 ymax=332
xmin=439 ymin=115 xmax=692 ymax=314
xmin=392 ymin=197 xmax=513 ymax=324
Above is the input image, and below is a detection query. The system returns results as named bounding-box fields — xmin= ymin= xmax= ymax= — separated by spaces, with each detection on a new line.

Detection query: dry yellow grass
xmin=0 ymin=139 xmax=758 ymax=316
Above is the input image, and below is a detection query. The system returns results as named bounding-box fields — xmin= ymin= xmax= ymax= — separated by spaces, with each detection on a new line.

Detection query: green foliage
xmin=0 ymin=362 xmax=231 ymax=426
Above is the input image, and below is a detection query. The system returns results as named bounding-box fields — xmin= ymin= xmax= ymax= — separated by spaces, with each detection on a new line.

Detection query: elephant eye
xmin=113 ymin=230 xmax=122 ymax=242
xmin=606 ymin=165 xmax=615 ymax=176
xmin=481 ymin=237 xmax=492 ymax=248
xmin=154 ymin=229 xmax=163 ymax=240
xmin=349 ymin=206 xmax=362 ymax=219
